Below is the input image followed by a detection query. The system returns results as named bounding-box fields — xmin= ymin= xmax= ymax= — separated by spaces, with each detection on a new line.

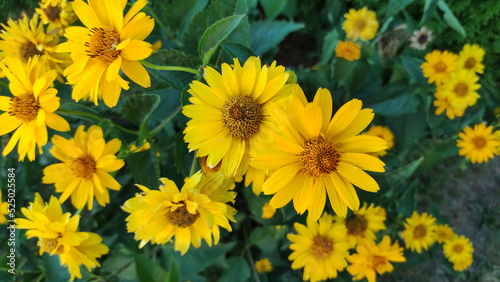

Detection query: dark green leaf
xmin=386 ymin=0 xmax=414 ymax=16
xmin=164 ymin=0 xmax=208 ymax=41
xmin=122 ymin=94 xmax=161 ymax=126
xmin=396 ymin=179 xmax=419 ymax=217
xmin=368 ymin=94 xmax=420 ymax=117
xmin=218 ymin=257 xmax=251 ymax=282
xmin=383 ymin=157 xmax=423 ymax=189
xmin=167 ymin=259 xmax=180 ymax=282
xmin=174 ymin=132 xmax=195 ymax=177
xmin=400 ymin=55 xmax=426 ymax=83
xmin=250 ymin=20 xmax=304 ymax=55
xmin=319 ymin=29 xmax=338 ymax=65
xmin=135 ymin=254 xmax=168 ymax=282
xmin=259 ymin=0 xmax=288 ymax=19
xmin=125 ymin=149 xmax=160 ymax=189
xmin=180 ymin=85 xmax=191 ymax=107
xmin=146 ymin=49 xmax=202 ymax=69
xmin=40 ymin=253 xmax=70 ymax=282
xmin=420 ymin=0 xmax=439 ymax=26
xmin=437 ymin=0 xmax=466 ymax=37
xmin=221 ymin=42 xmax=256 ymax=63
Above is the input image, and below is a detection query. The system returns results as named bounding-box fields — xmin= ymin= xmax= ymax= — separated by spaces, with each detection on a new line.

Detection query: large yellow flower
xmin=42 ymin=125 xmax=125 ymax=210
xmin=57 ymin=0 xmax=155 ymax=107
xmin=347 ymin=236 xmax=406 ymax=282
xmin=343 ymin=7 xmax=379 ymax=41
xmin=183 ymin=56 xmax=290 ymax=177
xmin=35 ymin=0 xmax=77 ymax=35
xmin=0 ymin=56 xmax=70 ymax=161
xmin=0 ymin=189 xmax=9 ymax=224
xmin=287 ymin=213 xmax=350 ymax=282
xmin=436 ymin=70 xmax=480 ymax=110
xmin=335 ymin=40 xmax=361 ymax=61
xmin=123 ymin=171 xmax=236 ymax=255
xmin=250 ymin=88 xmax=387 ymax=220
xmin=334 ymin=203 xmax=385 ymax=248
xmin=363 ymin=125 xmax=394 ymax=157
xmin=401 ymin=211 xmax=436 ymax=253
xmin=421 ymin=50 xmax=457 ymax=85
xmin=457 ymin=44 xmax=485 ymax=74
xmin=16 ymin=194 xmax=109 ymax=280
xmin=443 ymin=235 xmax=473 ymax=271
xmin=457 ymin=123 xmax=499 ymax=164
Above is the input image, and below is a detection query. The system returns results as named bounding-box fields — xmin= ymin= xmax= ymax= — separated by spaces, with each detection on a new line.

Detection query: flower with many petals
xmin=35 ymin=0 xmax=77 ymax=35
xmin=255 ymin=258 xmax=273 ymax=273
xmin=443 ymin=235 xmax=473 ymax=271
xmin=434 ymin=224 xmax=454 ymax=244
xmin=457 ymin=44 xmax=485 ymax=74
xmin=343 ymin=7 xmax=379 ymax=41
xmin=421 ymin=50 xmax=457 ymax=85
xmin=401 ymin=211 xmax=436 ymax=253
xmin=436 ymin=70 xmax=480 ymax=110
xmin=335 ymin=40 xmax=361 ymax=61
xmin=457 ymin=123 xmax=499 ymax=164
xmin=334 ymin=203 xmax=385 ymax=248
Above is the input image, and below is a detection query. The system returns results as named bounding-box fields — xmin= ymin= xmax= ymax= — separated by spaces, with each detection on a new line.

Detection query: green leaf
xmin=218 ymin=257 xmax=251 ymax=282
xmin=174 ymin=132 xmax=195 ymax=177
xmin=40 ymin=253 xmax=70 ymax=282
xmin=259 ymin=0 xmax=288 ymax=19
xmin=122 ymin=94 xmax=161 ymax=126
xmin=437 ymin=0 xmax=466 ymax=37
xmin=125 ymin=149 xmax=160 ymax=189
xmin=180 ymin=85 xmax=191 ymax=107
xmin=319 ymin=29 xmax=338 ymax=65
xmin=368 ymin=94 xmax=420 ymax=117
xmin=420 ymin=0 xmax=439 ymax=26
xmin=396 ymin=179 xmax=419 ymax=217
xmin=383 ymin=157 xmax=423 ymax=189
xmin=400 ymin=55 xmax=426 ymax=83
xmin=386 ymin=0 xmax=414 ymax=16
xmin=221 ymin=42 xmax=256 ymax=63
xmin=167 ymin=259 xmax=181 ymax=282
xmin=198 ymin=15 xmax=244 ymax=66
xmin=135 ymin=254 xmax=168 ymax=282
xmin=164 ymin=0 xmax=208 ymax=41
xmin=250 ymin=20 xmax=305 ymax=55
xmin=145 ymin=49 xmax=202 ymax=70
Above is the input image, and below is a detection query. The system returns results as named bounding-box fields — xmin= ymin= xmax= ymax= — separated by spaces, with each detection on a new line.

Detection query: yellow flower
xmin=262 ymin=202 xmax=276 ymax=219
xmin=433 ymin=93 xmax=465 ymax=120
xmin=57 ymin=0 xmax=155 ymax=107
xmin=434 ymin=224 xmax=454 ymax=244
xmin=443 ymin=235 xmax=473 ymax=271
xmin=334 ymin=203 xmax=385 ymax=248
xmin=244 ymin=166 xmax=268 ymax=195
xmin=250 ymin=88 xmax=387 ymax=220
xmin=0 ymin=14 xmax=70 ymax=78
xmin=35 ymin=0 xmax=77 ymax=35
xmin=401 ymin=211 xmax=436 ymax=253
xmin=183 ymin=56 xmax=290 ymax=177
xmin=421 ymin=50 xmax=457 ymax=85
xmin=0 ymin=189 xmax=9 ymax=224
xmin=129 ymin=139 xmax=150 ymax=152
xmin=335 ymin=40 xmax=361 ymax=61
xmin=343 ymin=7 xmax=379 ymax=41
xmin=255 ymin=258 xmax=273 ymax=273
xmin=347 ymin=236 xmax=406 ymax=282
xmin=363 ymin=125 xmax=394 ymax=157
xmin=457 ymin=44 xmax=485 ymax=74
xmin=457 ymin=123 xmax=500 ymax=164
xmin=123 ymin=171 xmax=236 ymax=255
xmin=436 ymin=70 xmax=480 ymax=110
xmin=0 ymin=56 xmax=70 ymax=161
xmin=16 ymin=194 xmax=109 ymax=280
xmin=287 ymin=213 xmax=350 ymax=282
xmin=42 ymin=125 xmax=125 ymax=209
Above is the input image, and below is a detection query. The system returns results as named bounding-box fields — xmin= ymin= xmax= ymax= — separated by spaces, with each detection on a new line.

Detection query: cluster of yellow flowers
xmin=402 ymin=211 xmax=474 ymax=272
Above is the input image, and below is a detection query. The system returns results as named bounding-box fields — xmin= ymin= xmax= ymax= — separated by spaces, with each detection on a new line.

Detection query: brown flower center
xmin=298 ymin=136 xmax=340 ymax=178
xmin=434 ymin=62 xmax=446 ymax=72
xmin=39 ymin=237 xmax=64 ymax=255
xmin=20 ymin=41 xmax=44 ymax=62
xmin=372 ymin=255 xmax=387 ymax=269
xmin=72 ymin=154 xmax=97 ymax=179
xmin=465 ymin=57 xmax=476 ymax=69
xmin=418 ymin=34 xmax=428 ymax=44
xmin=221 ymin=96 xmax=263 ymax=140
xmin=471 ymin=137 xmax=486 ymax=149
xmin=312 ymin=235 xmax=334 ymax=260
xmin=9 ymin=94 xmax=40 ymax=123
xmin=354 ymin=19 xmax=367 ymax=31
xmin=43 ymin=4 xmax=61 ymax=22
xmin=166 ymin=202 xmax=200 ymax=228
xmin=453 ymin=243 xmax=464 ymax=254
xmin=86 ymin=27 xmax=121 ymax=64
xmin=413 ymin=224 xmax=427 ymax=239
xmin=454 ymin=82 xmax=469 ymax=97
xmin=345 ymin=214 xmax=368 ymax=236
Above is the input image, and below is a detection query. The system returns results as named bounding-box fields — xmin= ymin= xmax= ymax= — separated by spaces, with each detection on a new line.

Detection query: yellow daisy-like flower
xmin=35 ymin=0 xmax=77 ymax=35
xmin=347 ymin=236 xmax=406 ymax=282
xmin=0 ymin=14 xmax=70 ymax=78
xmin=443 ymin=235 xmax=473 ymax=271
xmin=457 ymin=123 xmax=500 ymax=164
xmin=288 ymin=213 xmax=350 ymax=282
xmin=262 ymin=202 xmax=276 ymax=219
xmin=16 ymin=194 xmax=109 ymax=280
xmin=436 ymin=70 xmax=480 ymax=110
xmin=401 ymin=211 xmax=436 ymax=253
xmin=457 ymin=44 xmax=485 ymax=74
xmin=250 ymin=88 xmax=387 ymax=220
xmin=343 ymin=7 xmax=379 ymax=41
xmin=421 ymin=50 xmax=457 ymax=85
xmin=183 ymin=56 xmax=290 ymax=177
xmin=434 ymin=224 xmax=454 ymax=244
xmin=57 ymin=0 xmax=155 ymax=107
xmin=42 ymin=125 xmax=125 ymax=210
xmin=433 ymin=93 xmax=465 ymax=120
xmin=334 ymin=203 xmax=385 ymax=248
xmin=0 ymin=56 xmax=70 ymax=161
xmin=255 ymin=258 xmax=273 ymax=273
xmin=0 ymin=189 xmax=9 ymax=224
xmin=363 ymin=125 xmax=394 ymax=157
xmin=335 ymin=40 xmax=361 ymax=61
xmin=123 ymin=171 xmax=236 ymax=255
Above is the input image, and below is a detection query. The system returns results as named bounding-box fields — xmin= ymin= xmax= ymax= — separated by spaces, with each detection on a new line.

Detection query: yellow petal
xmin=73 ymin=0 xmax=102 ymax=28
xmin=337 ymin=162 xmax=379 ymax=193
xmin=120 ymin=40 xmax=152 ymax=61
xmin=121 ymin=59 xmax=150 ymax=88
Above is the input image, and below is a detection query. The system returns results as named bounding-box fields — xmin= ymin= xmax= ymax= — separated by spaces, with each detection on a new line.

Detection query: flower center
xmin=345 ymin=214 xmax=368 ymax=236
xmin=39 ymin=237 xmax=64 ymax=255
xmin=465 ymin=57 xmax=476 ymax=69
xmin=454 ymin=82 xmax=469 ymax=97
xmin=452 ymin=243 xmax=464 ymax=254
xmin=166 ymin=202 xmax=200 ymax=228
xmin=43 ymin=4 xmax=61 ymax=22
xmin=20 ymin=41 xmax=43 ymax=62
xmin=9 ymin=94 xmax=40 ymax=123
xmin=221 ymin=96 xmax=263 ymax=140
xmin=72 ymin=154 xmax=97 ymax=179
xmin=86 ymin=27 xmax=121 ymax=64
xmin=312 ymin=235 xmax=334 ymax=260
xmin=418 ymin=34 xmax=428 ymax=44
xmin=372 ymin=255 xmax=386 ymax=269
xmin=354 ymin=19 xmax=367 ymax=31
xmin=434 ymin=62 xmax=446 ymax=72
xmin=413 ymin=224 xmax=427 ymax=239
xmin=298 ymin=136 xmax=340 ymax=178
xmin=471 ymin=137 xmax=486 ymax=149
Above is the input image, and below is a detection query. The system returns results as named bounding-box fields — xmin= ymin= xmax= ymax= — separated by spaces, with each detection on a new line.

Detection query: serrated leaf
xmin=420 ymin=0 xmax=439 ymax=26
xmin=198 ymin=15 xmax=244 ymax=66
xmin=221 ymin=42 xmax=256 ymax=63
xmin=259 ymin=0 xmax=288 ymax=19
xmin=121 ymin=94 xmax=161 ymax=125
xmin=218 ymin=257 xmax=251 ymax=282
xmin=250 ymin=20 xmax=304 ymax=55
xmin=319 ymin=29 xmax=338 ymax=65
xmin=146 ymin=49 xmax=202 ymax=69
xmin=437 ymin=0 xmax=466 ymax=37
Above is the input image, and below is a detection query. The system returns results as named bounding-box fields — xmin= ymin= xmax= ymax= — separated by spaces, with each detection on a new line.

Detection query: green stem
xmin=243 ymin=223 xmax=261 ymax=282
xmin=189 ymin=152 xmax=198 ymax=177
xmin=74 ymin=208 xmax=84 ymax=216
xmin=57 ymin=109 xmax=139 ymax=136
xmin=144 ymin=6 xmax=183 ymax=47
xmin=148 ymin=105 xmax=182 ymax=137
xmin=140 ymin=60 xmax=202 ymax=76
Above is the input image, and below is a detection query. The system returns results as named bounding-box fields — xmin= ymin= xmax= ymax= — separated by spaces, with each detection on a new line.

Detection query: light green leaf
xmin=319 ymin=29 xmax=338 ymax=65
xmin=437 ymin=0 xmax=466 ymax=37
xmin=121 ymin=94 xmax=161 ymax=126
xmin=250 ymin=20 xmax=305 ymax=55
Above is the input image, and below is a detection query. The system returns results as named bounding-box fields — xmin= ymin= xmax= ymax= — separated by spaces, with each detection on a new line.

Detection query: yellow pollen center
xmin=454 ymin=83 xmax=469 ymax=97
xmin=40 ymin=237 xmax=64 ymax=255
xmin=43 ymin=5 xmax=61 ymax=22
xmin=413 ymin=224 xmax=427 ymax=239
xmin=72 ymin=154 xmax=97 ymax=179
xmin=20 ymin=41 xmax=43 ymax=62
xmin=312 ymin=235 xmax=334 ymax=260
xmin=471 ymin=137 xmax=486 ymax=149
xmin=166 ymin=202 xmax=200 ymax=228
xmin=434 ymin=62 xmax=446 ymax=72
xmin=372 ymin=255 xmax=387 ymax=269
xmin=354 ymin=19 xmax=367 ymax=31
xmin=299 ymin=136 xmax=340 ymax=178
xmin=345 ymin=214 xmax=368 ymax=236
xmin=453 ymin=244 xmax=464 ymax=254
xmin=465 ymin=57 xmax=476 ymax=69
xmin=86 ymin=27 xmax=121 ymax=64
xmin=221 ymin=96 xmax=263 ymax=139
xmin=9 ymin=94 xmax=40 ymax=123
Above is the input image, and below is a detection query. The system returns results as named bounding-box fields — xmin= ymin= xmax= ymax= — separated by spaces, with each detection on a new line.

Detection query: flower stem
xmin=148 ymin=105 xmax=182 ymax=138
xmin=140 ymin=60 xmax=202 ymax=76
xmin=189 ymin=152 xmax=198 ymax=177
xmin=74 ymin=208 xmax=84 ymax=216
xmin=56 ymin=109 xmax=139 ymax=136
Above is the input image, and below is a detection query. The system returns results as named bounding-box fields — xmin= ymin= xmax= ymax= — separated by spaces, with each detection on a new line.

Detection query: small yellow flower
xmin=434 ymin=224 xmax=454 ymax=244
xmin=343 ymin=7 xmax=379 ymax=41
xmin=255 ymin=258 xmax=273 ymax=273
xmin=457 ymin=123 xmax=499 ymax=164
xmin=457 ymin=44 xmax=485 ymax=74
xmin=335 ymin=40 xmax=361 ymax=61
xmin=35 ymin=0 xmax=77 ymax=35
xmin=433 ymin=94 xmax=465 ymax=120
xmin=421 ymin=50 xmax=457 ymax=85
xmin=363 ymin=126 xmax=394 ymax=157
xmin=0 ymin=189 xmax=9 ymax=224
xmin=443 ymin=235 xmax=473 ymax=271
xmin=436 ymin=70 xmax=480 ymax=110
xmin=262 ymin=203 xmax=276 ymax=219
xmin=401 ymin=211 xmax=436 ymax=253
xmin=130 ymin=140 xmax=150 ymax=152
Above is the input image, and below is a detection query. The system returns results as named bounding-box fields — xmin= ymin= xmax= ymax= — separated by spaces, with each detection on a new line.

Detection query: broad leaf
xmin=437 ymin=0 xmax=466 ymax=37
xmin=368 ymin=94 xmax=420 ymax=117
xmin=250 ymin=20 xmax=304 ymax=55
xmin=221 ymin=42 xmax=256 ymax=63
xmin=122 ymin=94 xmax=161 ymax=126
xmin=218 ymin=257 xmax=251 ymax=282
xmin=259 ymin=0 xmax=288 ymax=19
